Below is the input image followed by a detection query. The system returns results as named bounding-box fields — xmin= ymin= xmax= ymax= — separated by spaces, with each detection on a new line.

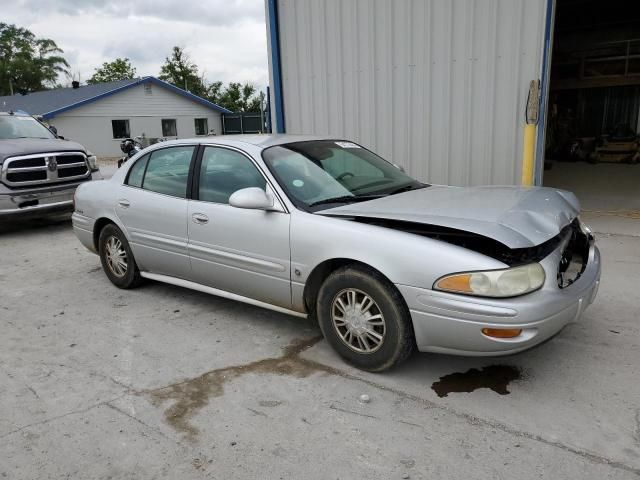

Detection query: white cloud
xmin=3 ymin=0 xmax=269 ymax=88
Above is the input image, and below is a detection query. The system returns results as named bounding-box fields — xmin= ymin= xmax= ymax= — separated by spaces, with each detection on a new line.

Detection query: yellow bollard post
xmin=521 ymin=80 xmax=541 ymax=187
xmin=521 ymin=124 xmax=536 ymax=186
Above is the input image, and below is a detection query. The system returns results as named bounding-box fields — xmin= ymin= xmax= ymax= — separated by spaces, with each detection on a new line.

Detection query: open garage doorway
xmin=543 ymin=0 xmax=640 ymax=235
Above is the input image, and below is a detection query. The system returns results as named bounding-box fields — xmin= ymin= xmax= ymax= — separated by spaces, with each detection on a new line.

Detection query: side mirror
xmin=229 ymin=187 xmax=275 ymax=210
xmin=49 ymin=125 xmax=58 ymax=136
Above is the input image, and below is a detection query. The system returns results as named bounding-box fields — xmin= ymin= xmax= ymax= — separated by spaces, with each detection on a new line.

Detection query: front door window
xmin=198 ymin=146 xmax=266 ymax=204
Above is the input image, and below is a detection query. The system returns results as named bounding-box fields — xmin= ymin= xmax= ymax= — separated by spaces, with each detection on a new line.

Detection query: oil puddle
xmin=431 ymin=365 xmax=522 ymax=398
xmin=146 ymin=336 xmax=327 ymax=441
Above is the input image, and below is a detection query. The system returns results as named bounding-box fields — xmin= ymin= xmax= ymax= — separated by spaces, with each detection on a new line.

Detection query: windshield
xmin=0 ymin=115 xmax=56 ymax=140
xmin=262 ymin=140 xmax=425 ymax=211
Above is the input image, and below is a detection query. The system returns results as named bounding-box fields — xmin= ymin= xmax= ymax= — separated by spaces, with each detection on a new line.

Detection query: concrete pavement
xmin=0 ymin=163 xmax=638 ymax=479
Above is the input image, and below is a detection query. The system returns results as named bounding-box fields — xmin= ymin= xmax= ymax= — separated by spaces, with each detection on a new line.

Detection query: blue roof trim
xmin=267 ymin=0 xmax=286 ymax=133
xmin=42 ymin=76 xmax=232 ymax=120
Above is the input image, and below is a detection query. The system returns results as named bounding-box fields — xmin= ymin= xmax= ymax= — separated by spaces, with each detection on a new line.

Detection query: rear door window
xmin=125 ymin=154 xmax=149 ymax=188
xmin=141 ymin=146 xmax=195 ymax=198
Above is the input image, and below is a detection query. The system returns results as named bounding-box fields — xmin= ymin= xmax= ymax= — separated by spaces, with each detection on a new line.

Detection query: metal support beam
xmin=267 ymin=0 xmax=285 ymax=133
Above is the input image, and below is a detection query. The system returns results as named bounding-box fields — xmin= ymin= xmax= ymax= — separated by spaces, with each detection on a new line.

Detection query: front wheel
xmin=98 ymin=224 xmax=142 ymax=289
xmin=316 ymin=265 xmax=414 ymax=372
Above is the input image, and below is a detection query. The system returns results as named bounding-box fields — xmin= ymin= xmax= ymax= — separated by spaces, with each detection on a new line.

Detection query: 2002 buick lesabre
xmin=72 ymin=135 xmax=600 ymax=371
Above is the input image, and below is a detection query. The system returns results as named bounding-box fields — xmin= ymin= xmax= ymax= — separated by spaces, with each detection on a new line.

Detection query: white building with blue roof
xmin=0 ymin=76 xmax=232 ymax=156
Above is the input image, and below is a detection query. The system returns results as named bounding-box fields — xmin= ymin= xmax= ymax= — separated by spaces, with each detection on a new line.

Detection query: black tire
xmin=316 ymin=265 xmax=414 ymax=372
xmin=98 ymin=224 xmax=142 ymax=289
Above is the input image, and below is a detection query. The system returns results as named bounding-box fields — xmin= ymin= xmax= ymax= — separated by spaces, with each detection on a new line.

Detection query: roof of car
xmin=158 ymin=134 xmax=339 ymax=150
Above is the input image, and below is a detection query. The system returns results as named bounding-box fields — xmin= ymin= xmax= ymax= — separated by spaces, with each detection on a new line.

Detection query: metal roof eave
xmin=41 ymin=76 xmax=233 ymax=120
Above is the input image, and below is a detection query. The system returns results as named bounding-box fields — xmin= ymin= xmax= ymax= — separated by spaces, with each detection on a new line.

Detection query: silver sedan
xmin=72 ymin=135 xmax=601 ymax=371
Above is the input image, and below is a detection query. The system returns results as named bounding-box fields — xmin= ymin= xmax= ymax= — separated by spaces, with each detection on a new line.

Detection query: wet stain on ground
xmin=431 ymin=365 xmax=522 ymax=398
xmin=258 ymin=399 xmax=283 ymax=408
xmin=146 ymin=336 xmax=329 ymax=441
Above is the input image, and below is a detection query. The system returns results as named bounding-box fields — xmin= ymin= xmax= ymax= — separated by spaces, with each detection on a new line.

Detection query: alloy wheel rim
xmin=105 ymin=236 xmax=128 ymax=278
xmin=331 ymin=288 xmax=386 ymax=354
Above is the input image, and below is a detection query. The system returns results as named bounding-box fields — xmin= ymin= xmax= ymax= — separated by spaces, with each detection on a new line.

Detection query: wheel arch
xmin=92 ymin=215 xmax=129 ymax=252
xmin=302 ymin=258 xmax=401 ymax=315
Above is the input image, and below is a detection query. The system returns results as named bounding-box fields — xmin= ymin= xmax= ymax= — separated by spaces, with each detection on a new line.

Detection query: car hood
xmin=321 ymin=185 xmax=581 ymax=248
xmin=0 ymin=138 xmax=87 ymax=164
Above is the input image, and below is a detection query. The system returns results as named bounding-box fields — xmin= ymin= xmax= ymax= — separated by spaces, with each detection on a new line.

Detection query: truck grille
xmin=1 ymin=152 xmax=90 ymax=187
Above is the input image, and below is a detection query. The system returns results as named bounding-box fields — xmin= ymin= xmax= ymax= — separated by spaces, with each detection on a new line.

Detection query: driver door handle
xmin=192 ymin=213 xmax=209 ymax=224
xmin=118 ymin=199 xmax=130 ymax=208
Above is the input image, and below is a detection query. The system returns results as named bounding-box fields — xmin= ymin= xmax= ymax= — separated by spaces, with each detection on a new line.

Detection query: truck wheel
xmin=316 ymin=265 xmax=414 ymax=372
xmin=98 ymin=224 xmax=142 ymax=289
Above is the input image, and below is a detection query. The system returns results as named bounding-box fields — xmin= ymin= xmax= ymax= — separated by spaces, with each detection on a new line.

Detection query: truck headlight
xmin=86 ymin=154 xmax=98 ymax=171
xmin=434 ymin=263 xmax=545 ymax=298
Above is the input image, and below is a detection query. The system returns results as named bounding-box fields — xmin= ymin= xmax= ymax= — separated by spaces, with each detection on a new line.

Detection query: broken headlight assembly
xmin=558 ymin=218 xmax=592 ymax=288
xmin=434 ymin=263 xmax=546 ymax=298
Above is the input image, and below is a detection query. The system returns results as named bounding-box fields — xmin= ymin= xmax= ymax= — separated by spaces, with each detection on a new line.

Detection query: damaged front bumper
xmin=397 ymin=239 xmax=601 ymax=356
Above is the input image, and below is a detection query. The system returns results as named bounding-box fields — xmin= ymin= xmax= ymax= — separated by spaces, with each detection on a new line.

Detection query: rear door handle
xmin=118 ymin=199 xmax=130 ymax=208
xmin=192 ymin=213 xmax=209 ymax=224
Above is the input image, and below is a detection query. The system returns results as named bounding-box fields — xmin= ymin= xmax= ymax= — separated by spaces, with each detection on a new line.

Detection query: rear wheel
xmin=98 ymin=224 xmax=142 ymax=289
xmin=316 ymin=265 xmax=414 ymax=372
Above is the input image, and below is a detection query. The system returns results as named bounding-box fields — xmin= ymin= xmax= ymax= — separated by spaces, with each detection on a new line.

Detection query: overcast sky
xmin=5 ymin=0 xmax=269 ymax=88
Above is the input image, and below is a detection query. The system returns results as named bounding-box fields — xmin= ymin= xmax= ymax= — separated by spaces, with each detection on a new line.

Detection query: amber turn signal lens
xmin=435 ymin=274 xmax=472 ymax=293
xmin=481 ymin=328 xmax=523 ymax=339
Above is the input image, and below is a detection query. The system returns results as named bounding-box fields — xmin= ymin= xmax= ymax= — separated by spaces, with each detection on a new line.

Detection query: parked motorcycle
xmin=117 ymin=136 xmax=166 ymax=167
xmin=117 ymin=137 xmax=143 ymax=168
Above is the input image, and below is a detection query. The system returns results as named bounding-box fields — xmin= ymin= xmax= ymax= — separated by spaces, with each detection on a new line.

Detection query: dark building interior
xmin=543 ymin=0 xmax=640 ymax=233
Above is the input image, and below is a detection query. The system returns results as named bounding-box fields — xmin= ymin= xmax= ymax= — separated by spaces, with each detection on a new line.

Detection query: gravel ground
xmin=1 ymin=167 xmax=639 ymax=479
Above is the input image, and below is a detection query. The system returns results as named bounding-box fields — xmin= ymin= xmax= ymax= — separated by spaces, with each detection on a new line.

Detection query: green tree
xmin=157 ymin=46 xmax=264 ymax=113
xmin=216 ymin=82 xmax=262 ymax=112
xmin=158 ymin=46 xmax=206 ymax=97
xmin=206 ymin=80 xmax=223 ymax=104
xmin=87 ymin=57 xmax=136 ymax=84
xmin=0 ymin=23 xmax=69 ymax=96
xmin=243 ymin=85 xmax=263 ymax=112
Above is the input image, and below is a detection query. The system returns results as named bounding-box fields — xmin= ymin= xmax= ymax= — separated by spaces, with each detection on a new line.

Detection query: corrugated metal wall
xmin=271 ymin=0 xmax=548 ymax=186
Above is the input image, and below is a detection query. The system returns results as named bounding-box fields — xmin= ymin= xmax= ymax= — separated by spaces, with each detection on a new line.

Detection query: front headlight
xmin=86 ymin=154 xmax=98 ymax=171
xmin=434 ymin=263 xmax=545 ymax=298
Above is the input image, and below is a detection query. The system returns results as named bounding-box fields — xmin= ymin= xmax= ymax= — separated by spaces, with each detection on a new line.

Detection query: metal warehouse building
xmin=265 ymin=0 xmax=640 ymax=232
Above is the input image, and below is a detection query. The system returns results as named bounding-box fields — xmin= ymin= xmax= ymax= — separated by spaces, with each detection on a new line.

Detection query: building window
xmin=112 ymin=119 xmax=130 ymax=139
xmin=144 ymin=83 xmax=152 ymax=95
xmin=194 ymin=118 xmax=208 ymax=136
xmin=162 ymin=119 xmax=177 ymax=137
